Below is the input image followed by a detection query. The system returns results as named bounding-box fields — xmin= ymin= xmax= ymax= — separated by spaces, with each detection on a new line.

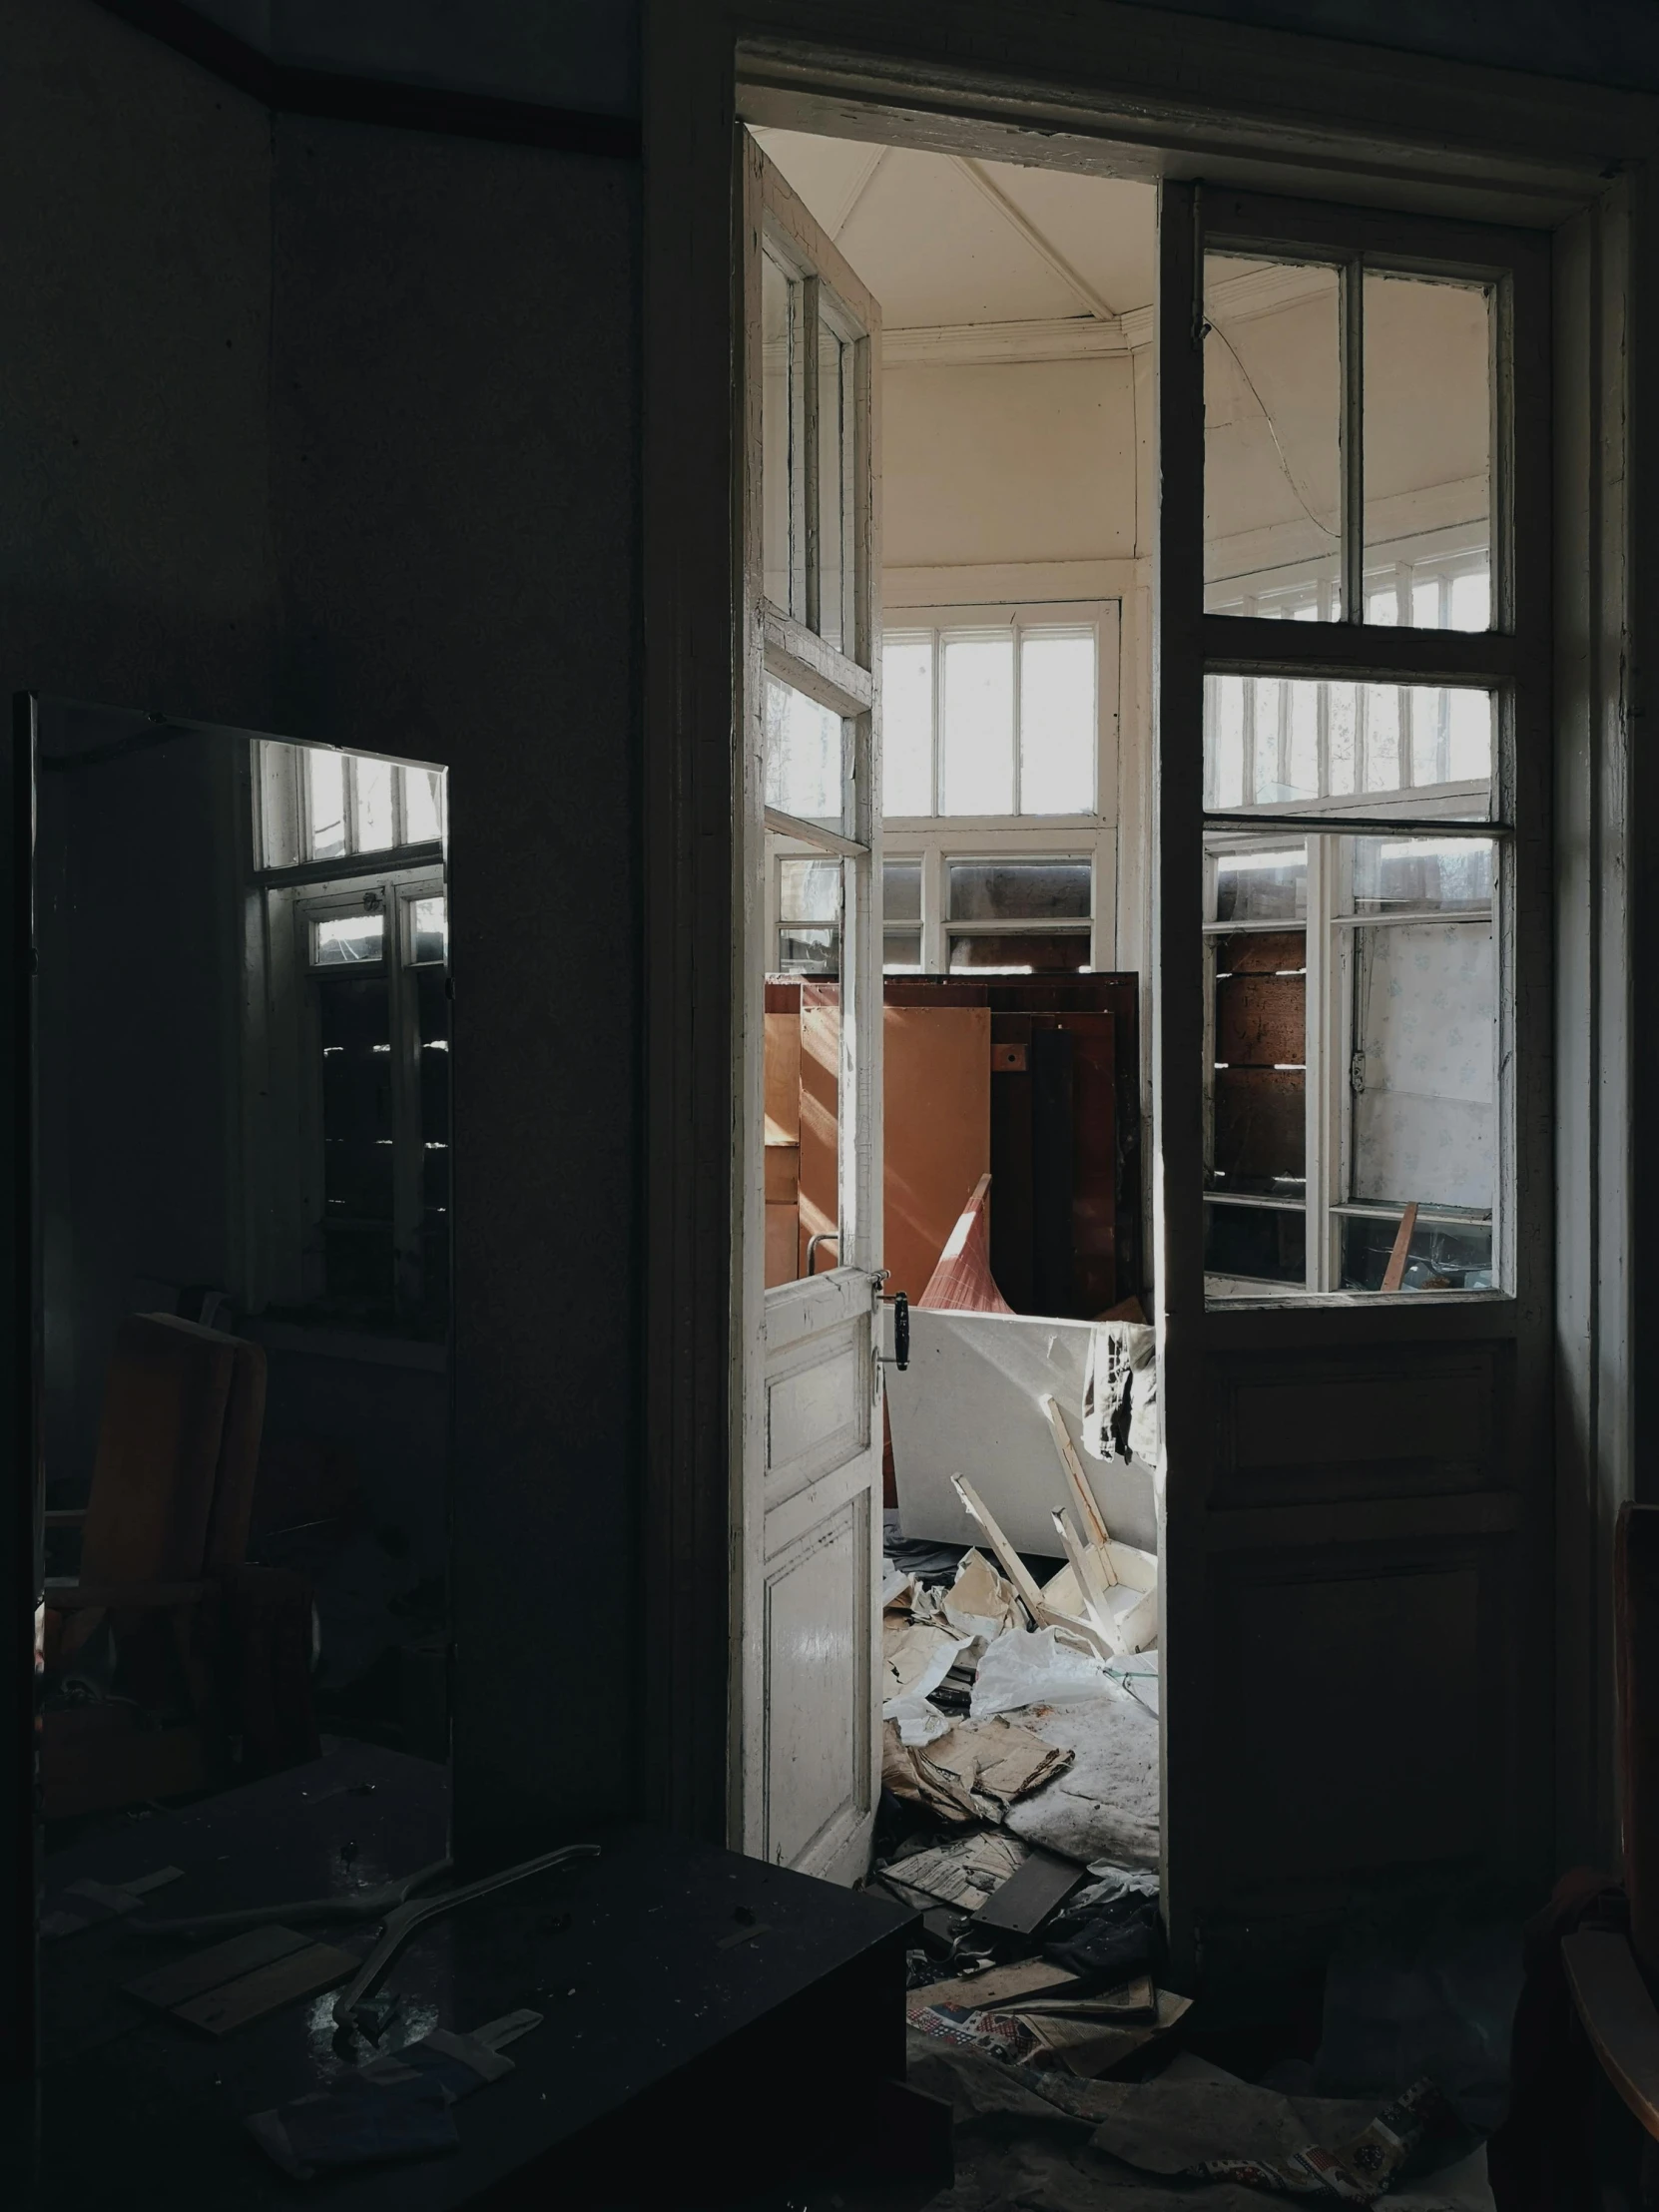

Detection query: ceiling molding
xmin=829 ymin=143 xmax=888 ymax=237
xmin=884 ymin=315 xmax=1129 ymax=366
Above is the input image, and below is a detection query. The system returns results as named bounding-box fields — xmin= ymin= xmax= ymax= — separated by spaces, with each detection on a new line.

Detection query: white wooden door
xmin=739 ymin=138 xmax=888 ymax=1876
xmin=735 ymin=137 xmax=884 ymax=1881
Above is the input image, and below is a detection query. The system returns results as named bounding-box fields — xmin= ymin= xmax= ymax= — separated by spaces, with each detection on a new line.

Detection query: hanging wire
xmin=1204 ymin=318 xmax=1341 ymax=545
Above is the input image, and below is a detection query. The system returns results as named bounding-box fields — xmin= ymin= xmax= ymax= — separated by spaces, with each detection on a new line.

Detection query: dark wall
xmin=0 ymin=0 xmax=276 ymax=726
xmin=270 ymin=117 xmax=642 ymax=1862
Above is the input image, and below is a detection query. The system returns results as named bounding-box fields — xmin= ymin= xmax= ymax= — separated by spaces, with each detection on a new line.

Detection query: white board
xmin=887 ymin=1310 xmax=1157 ymax=1557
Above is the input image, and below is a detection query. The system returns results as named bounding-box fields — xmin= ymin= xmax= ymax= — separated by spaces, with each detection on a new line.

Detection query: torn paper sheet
xmin=917 ymin=1957 xmax=1157 ymax=2023
xmin=883 ymin=1620 xmax=968 ymax=1708
xmin=878 ymin=1831 xmax=1027 ymax=1912
xmin=909 ymin=1982 xmax=1190 ymax=2079
xmin=942 ymin=1547 xmax=1022 ymax=1642
xmin=970 ymin=1624 xmax=1120 ymax=1720
xmin=1084 ymin=2072 xmax=1470 ymax=2198
xmin=1082 ymin=1322 xmax=1159 ymax=1466
xmin=881 ymin=1564 xmax=915 ymax=1612
xmin=883 ymin=1715 xmax=1075 ymax=1824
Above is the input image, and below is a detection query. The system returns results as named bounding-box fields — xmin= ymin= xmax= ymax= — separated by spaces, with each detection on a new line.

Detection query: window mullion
xmin=1304 ymin=832 xmax=1335 ymax=1292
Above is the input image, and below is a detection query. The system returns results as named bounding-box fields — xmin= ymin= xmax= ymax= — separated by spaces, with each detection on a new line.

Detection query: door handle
xmin=877 ymin=1290 xmax=909 ymax=1373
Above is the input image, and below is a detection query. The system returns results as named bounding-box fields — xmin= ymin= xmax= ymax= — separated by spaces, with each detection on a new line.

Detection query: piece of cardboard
xmin=173 ymin=1939 xmax=358 ymax=2033
xmin=126 ymin=1923 xmax=313 ymax=2009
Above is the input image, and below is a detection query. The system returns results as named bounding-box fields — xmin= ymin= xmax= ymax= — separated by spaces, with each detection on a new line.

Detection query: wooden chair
xmin=1562 ymin=1502 xmax=1659 ymax=2201
xmin=40 ymin=1313 xmax=315 ymax=1817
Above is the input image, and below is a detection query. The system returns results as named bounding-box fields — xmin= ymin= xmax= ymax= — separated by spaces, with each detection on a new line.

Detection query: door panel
xmin=738 ymin=136 xmax=884 ymax=1875
xmin=1156 ymin=182 xmax=1553 ymax=1980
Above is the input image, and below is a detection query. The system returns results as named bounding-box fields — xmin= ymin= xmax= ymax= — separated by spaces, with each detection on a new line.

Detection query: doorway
xmin=643 ymin=5 xmax=1632 ymax=2001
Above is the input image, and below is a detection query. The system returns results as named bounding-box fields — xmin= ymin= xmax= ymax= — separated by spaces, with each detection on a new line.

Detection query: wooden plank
xmin=1041 ymin=1395 xmax=1113 ymax=1557
xmin=1564 ymin=1933 xmax=1659 ymax=2140
xmin=1212 ymin=1067 xmax=1305 ymax=1180
xmin=1215 ymin=973 xmax=1306 ymax=1067
xmin=124 ymin=1925 xmax=312 ymax=2011
xmin=172 ymin=1939 xmax=358 ymax=2034
xmin=882 ymin=1005 xmax=991 ymax=1304
xmin=1382 ymin=1203 xmax=1420 ymax=1293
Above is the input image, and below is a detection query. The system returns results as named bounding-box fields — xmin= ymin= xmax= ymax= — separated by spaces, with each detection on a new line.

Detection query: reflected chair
xmin=40 ymin=1312 xmax=317 ymax=1818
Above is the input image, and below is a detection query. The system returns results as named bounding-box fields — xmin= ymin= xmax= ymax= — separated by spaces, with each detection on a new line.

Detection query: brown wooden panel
xmin=1060 ymin=1012 xmax=1119 ymax=1315
xmin=763 ymin=1011 xmax=800 ymax=1143
xmin=1215 ymin=929 xmax=1306 ymax=975
xmin=796 ymin=983 xmax=838 ymax=1273
xmin=1216 ymin=972 xmax=1305 ymax=1067
xmin=882 ymin=1006 xmax=990 ymax=1304
xmin=1229 ymin=1362 xmax=1489 ymax=1470
xmin=764 ymin=1141 xmax=799 ymax=1204
xmin=1213 ymin=1066 xmax=1304 ymax=1179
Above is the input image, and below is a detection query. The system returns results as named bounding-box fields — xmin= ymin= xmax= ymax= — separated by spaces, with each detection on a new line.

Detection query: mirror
xmin=33 ymin=699 xmax=451 ymax=1842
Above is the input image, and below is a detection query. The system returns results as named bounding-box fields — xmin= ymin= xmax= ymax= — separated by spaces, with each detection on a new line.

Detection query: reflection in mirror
xmin=34 ymin=703 xmax=451 ymax=1908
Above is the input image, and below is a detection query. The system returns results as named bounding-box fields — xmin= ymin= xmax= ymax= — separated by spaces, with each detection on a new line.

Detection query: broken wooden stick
xmin=1051 ymin=1509 xmax=1116 ymax=1644
xmin=1040 ymin=1394 xmax=1115 ymax=1574
xmin=950 ymin=1472 xmax=1046 ymax=1627
xmin=1381 ymin=1201 xmax=1419 ymax=1293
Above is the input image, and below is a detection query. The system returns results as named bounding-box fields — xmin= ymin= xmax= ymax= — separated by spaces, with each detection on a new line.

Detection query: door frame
xmin=640 ymin=0 xmax=1656 ymax=1918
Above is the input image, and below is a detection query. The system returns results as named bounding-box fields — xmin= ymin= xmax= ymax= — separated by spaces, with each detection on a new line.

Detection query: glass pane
xmin=403 ymin=765 xmax=444 ymax=844
xmin=1340 ymin=1213 xmax=1493 ymax=1293
xmin=1204 ymin=254 xmax=1342 ymax=615
xmin=947 ymin=929 xmax=1089 ymax=974
xmin=1347 ymin=834 xmax=1494 ymax=916
xmin=354 ymin=757 xmax=394 ymax=851
xmin=1019 ymin=630 xmax=1095 ymax=814
xmin=1365 ymin=275 xmax=1492 ymax=629
xmin=761 ymin=250 xmax=797 ymax=615
xmin=883 ymin=857 xmax=921 ymax=922
xmin=940 ymin=635 xmax=1014 ymax=814
xmin=946 ymin=857 xmax=1090 ymax=921
xmin=1213 ymin=847 xmax=1306 ymax=925
xmin=1205 ymin=1202 xmax=1307 ymax=1289
xmin=1210 ymin=925 xmax=1307 ymax=1200
xmin=818 ymin=317 xmax=849 ymax=651
xmin=883 ymin=928 xmax=922 ymax=971
xmin=313 ymin=910 xmax=384 ymax=965
xmin=762 ymin=972 xmax=839 ymax=1286
xmin=409 ymin=894 xmax=447 ymax=964
xmin=780 ymin=854 xmax=840 ymax=922
xmin=778 ymin=924 xmax=838 ymax=974
xmin=1205 ymin=680 xmax=1492 ymax=811
xmin=764 ymin=676 xmax=844 ymax=830
xmin=306 ymin=749 xmax=346 ymax=859
xmin=882 ymin=635 xmax=934 ymax=816
xmin=1349 ymin=920 xmax=1495 ymax=1218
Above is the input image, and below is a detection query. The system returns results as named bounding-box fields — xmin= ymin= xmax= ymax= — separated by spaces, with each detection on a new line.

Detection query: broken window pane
xmin=306 ymin=748 xmax=346 ymax=860
xmin=1339 ymin=1212 xmax=1493 ymax=1293
xmin=354 ymin=757 xmax=394 ymax=852
xmin=313 ymin=911 xmax=384 ymax=966
xmin=1019 ymin=630 xmax=1095 ymax=814
xmin=940 ymin=635 xmax=1014 ymax=815
xmin=1365 ymin=274 xmax=1492 ymax=629
xmin=1204 ymin=255 xmax=1342 ymax=615
xmin=882 ymin=635 xmax=934 ymax=816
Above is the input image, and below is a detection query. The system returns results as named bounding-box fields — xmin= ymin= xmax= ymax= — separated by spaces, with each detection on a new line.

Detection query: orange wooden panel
xmin=765 ymin=1202 xmax=799 ymax=1289
xmin=764 ymin=1141 xmax=800 ymax=1205
xmin=884 ymin=1006 xmax=991 ymax=1303
xmin=797 ymin=985 xmax=840 ymax=1275
xmin=764 ymin=1011 xmax=801 ymax=1144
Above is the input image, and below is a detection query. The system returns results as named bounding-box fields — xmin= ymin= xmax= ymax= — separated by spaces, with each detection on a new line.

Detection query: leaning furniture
xmin=40 ymin=1312 xmax=316 ymax=1818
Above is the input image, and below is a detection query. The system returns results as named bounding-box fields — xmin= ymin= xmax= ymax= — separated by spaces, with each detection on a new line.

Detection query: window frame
xmin=879 ymin=599 xmax=1119 ymax=972
xmin=1160 ymin=183 xmax=1549 ymax=1314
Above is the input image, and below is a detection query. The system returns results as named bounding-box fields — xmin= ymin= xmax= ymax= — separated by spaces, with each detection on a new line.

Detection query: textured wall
xmin=0 ymin=0 xmax=277 ymax=724
xmin=271 ymin=116 xmax=643 ymax=1862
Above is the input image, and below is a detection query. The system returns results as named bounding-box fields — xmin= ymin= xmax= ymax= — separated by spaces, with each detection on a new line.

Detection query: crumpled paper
xmin=882 ymin=1713 xmax=1074 ymax=1823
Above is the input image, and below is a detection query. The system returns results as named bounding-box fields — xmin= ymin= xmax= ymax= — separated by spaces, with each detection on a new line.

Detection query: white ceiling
xmin=752 ymin=130 xmax=1157 ymax=337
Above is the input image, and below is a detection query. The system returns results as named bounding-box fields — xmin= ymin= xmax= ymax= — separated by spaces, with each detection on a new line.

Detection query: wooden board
xmin=764 ymin=1010 xmax=801 ymax=1145
xmin=883 ymin=1006 xmax=990 ymax=1305
xmin=796 ymin=984 xmax=839 ymax=1276
xmin=172 ymin=1938 xmax=358 ymax=2034
xmin=124 ymin=1924 xmax=312 ymax=2010
xmin=1564 ymin=1932 xmax=1659 ymax=2140
xmin=764 ymin=1201 xmax=799 ymax=1289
